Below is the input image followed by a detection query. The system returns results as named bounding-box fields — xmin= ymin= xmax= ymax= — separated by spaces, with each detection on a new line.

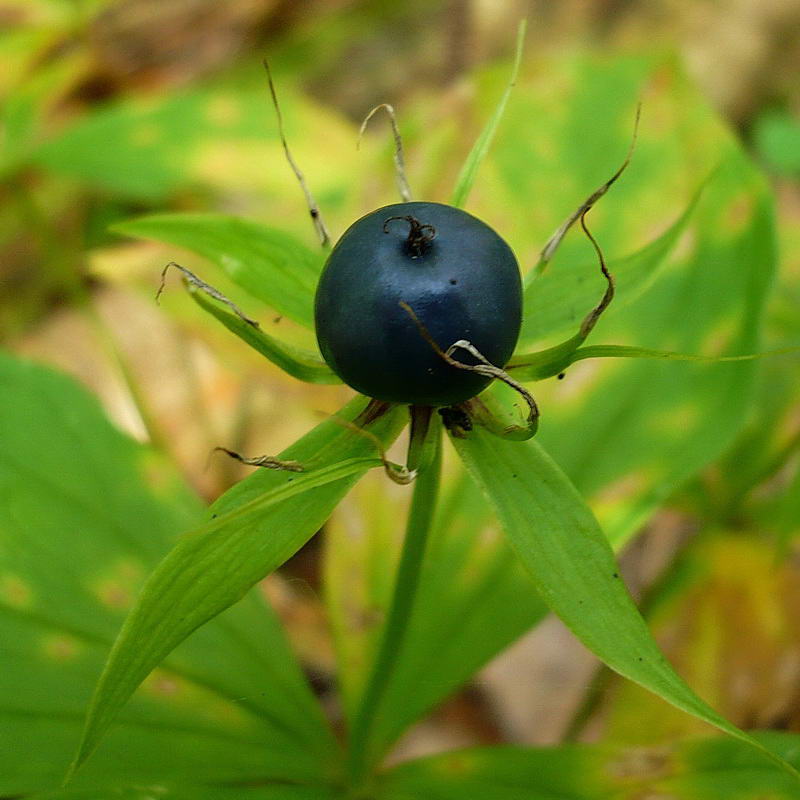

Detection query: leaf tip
xmin=64 ymin=716 xmax=102 ymax=786
xmin=515 ymin=18 xmax=528 ymax=60
xmin=62 ymin=752 xmax=82 ymax=788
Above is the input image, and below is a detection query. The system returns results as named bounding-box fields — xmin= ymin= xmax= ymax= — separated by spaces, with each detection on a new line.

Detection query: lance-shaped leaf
xmin=450 ymin=20 xmax=526 ymax=209
xmin=0 ymin=354 xmax=346 ymax=794
xmin=517 ymin=182 xmax=701 ymax=349
xmin=598 ymin=530 xmax=800 ymax=743
xmin=509 ymin=342 xmax=800 ymax=383
xmin=377 ymin=732 xmax=800 ymax=800
xmin=189 ymin=287 xmax=339 ymax=384
xmin=31 ymin=84 xmax=360 ymax=207
xmin=535 ymin=145 xmax=776 ymax=544
xmin=114 ymin=214 xmax=324 ymax=328
xmin=451 ymin=427 xmax=798 ymax=780
xmin=70 ymin=398 xmax=407 ymax=779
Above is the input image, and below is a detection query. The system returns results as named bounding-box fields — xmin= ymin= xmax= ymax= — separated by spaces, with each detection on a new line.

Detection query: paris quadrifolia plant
xmin=67 ymin=21 xmax=800 ymax=798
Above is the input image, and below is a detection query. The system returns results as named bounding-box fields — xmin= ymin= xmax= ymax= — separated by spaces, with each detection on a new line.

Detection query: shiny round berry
xmin=314 ymin=201 xmax=522 ymax=407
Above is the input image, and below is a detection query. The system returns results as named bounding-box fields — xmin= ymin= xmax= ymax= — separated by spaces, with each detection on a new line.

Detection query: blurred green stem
xmin=346 ymin=418 xmax=442 ymax=788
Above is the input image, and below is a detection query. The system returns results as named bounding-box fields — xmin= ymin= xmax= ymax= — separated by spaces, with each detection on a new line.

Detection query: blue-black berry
xmin=314 ymin=201 xmax=522 ymax=406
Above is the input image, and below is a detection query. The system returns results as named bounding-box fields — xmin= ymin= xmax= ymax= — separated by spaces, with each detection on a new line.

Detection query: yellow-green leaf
xmin=451 ymin=427 xmax=798 ymax=781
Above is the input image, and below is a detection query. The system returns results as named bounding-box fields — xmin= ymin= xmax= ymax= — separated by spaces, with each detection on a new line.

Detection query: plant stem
xmin=346 ymin=418 xmax=442 ymax=787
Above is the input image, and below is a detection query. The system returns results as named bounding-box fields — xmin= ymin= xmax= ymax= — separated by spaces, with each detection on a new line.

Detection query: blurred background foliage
xmin=2 ymin=0 xmax=800 ymax=795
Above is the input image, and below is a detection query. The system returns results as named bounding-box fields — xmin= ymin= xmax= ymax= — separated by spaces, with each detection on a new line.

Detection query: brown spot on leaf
xmin=43 ymin=634 xmax=81 ymax=661
xmin=0 ymin=574 xmax=33 ymax=609
xmin=606 ymin=745 xmax=674 ymax=781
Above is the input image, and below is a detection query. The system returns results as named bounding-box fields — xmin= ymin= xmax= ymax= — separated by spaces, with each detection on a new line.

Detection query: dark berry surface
xmin=314 ymin=201 xmax=522 ymax=406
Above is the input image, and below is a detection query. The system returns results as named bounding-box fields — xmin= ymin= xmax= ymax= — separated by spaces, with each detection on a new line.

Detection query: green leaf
xmin=70 ymin=397 xmax=406 ymax=778
xmin=29 ymin=88 xmax=286 ymax=201
xmin=535 ymin=144 xmax=775 ymax=543
xmin=507 ymin=187 xmax=707 ymax=381
xmin=754 ymin=109 xmax=800 ymax=176
xmin=189 ymin=287 xmax=339 ymax=384
xmin=481 ymin=58 xmax=779 ymax=546
xmin=508 ymin=342 xmax=800 ymax=382
xmin=518 ymin=181 xmax=702 ymax=348
xmin=29 ymin=83 xmax=363 ymax=230
xmin=597 ymin=531 xmax=800 ymax=745
xmin=703 ymin=172 xmax=800 ymax=518
xmin=449 ymin=20 xmax=526 ymax=209
xmin=482 ymin=54 xmax=676 ymax=273
xmin=451 ymin=426 xmax=798 ymax=780
xmin=775 ymin=463 xmax=800 ymax=550
xmin=0 ymin=353 xmax=342 ymax=794
xmin=32 ymin=93 xmax=215 ymax=199
xmin=0 ymin=51 xmax=84 ymax=179
xmin=115 ymin=214 xmax=324 ymax=329
xmin=570 ymin=343 xmax=800 ymax=364
xmin=469 ymin=379 xmax=538 ymax=439
xmin=470 ymin=53 xmax=778 ymax=543
xmin=377 ymin=733 xmax=800 ymax=800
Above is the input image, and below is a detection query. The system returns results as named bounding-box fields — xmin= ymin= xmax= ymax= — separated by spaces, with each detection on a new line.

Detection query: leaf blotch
xmin=43 ymin=634 xmax=81 ymax=661
xmin=606 ymin=745 xmax=674 ymax=781
xmin=90 ymin=559 xmax=144 ymax=611
xmin=435 ymin=752 xmax=477 ymax=777
xmin=0 ymin=573 xmax=34 ymax=609
xmin=149 ymin=675 xmax=180 ymax=697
